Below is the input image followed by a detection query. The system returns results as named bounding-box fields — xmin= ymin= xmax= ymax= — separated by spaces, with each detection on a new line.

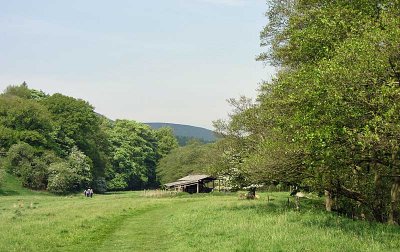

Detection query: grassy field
xmin=1 ymin=179 xmax=400 ymax=251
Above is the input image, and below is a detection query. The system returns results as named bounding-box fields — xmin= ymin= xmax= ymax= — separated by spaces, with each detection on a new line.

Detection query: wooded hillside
xmin=0 ymin=84 xmax=179 ymax=193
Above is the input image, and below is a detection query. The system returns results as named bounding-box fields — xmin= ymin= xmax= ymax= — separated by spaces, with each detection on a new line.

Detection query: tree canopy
xmin=157 ymin=141 xmax=218 ymax=184
xmin=215 ymin=0 xmax=400 ymax=224
xmin=0 ymin=84 xmax=178 ymax=194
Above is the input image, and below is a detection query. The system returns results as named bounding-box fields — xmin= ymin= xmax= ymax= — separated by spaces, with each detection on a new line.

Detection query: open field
xmin=1 ymin=186 xmax=400 ymax=251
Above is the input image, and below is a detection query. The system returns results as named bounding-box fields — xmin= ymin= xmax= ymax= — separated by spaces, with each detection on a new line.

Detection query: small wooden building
xmin=164 ymin=174 xmax=216 ymax=193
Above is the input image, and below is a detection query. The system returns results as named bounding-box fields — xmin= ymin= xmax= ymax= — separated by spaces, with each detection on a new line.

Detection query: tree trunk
xmin=372 ymin=172 xmax=384 ymax=222
xmin=247 ymin=187 xmax=256 ymax=199
xmin=295 ymin=196 xmax=300 ymax=210
xmin=325 ymin=190 xmax=334 ymax=212
xmin=388 ymin=147 xmax=400 ymax=225
xmin=388 ymin=176 xmax=400 ymax=225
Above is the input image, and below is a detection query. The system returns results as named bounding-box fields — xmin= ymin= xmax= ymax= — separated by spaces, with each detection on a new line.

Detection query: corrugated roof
xmin=164 ymin=174 xmax=215 ymax=187
xmin=164 ymin=180 xmax=199 ymax=187
xmin=178 ymin=174 xmax=212 ymax=181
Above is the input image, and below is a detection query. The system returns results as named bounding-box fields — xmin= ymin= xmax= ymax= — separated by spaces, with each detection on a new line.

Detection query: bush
xmin=47 ymin=162 xmax=76 ymax=194
xmin=5 ymin=142 xmax=35 ymax=176
xmin=93 ymin=177 xmax=107 ymax=194
xmin=47 ymin=147 xmax=94 ymax=194
xmin=68 ymin=146 xmax=92 ymax=189
xmin=107 ymin=173 xmax=128 ymax=191
xmin=5 ymin=142 xmax=48 ymax=189
xmin=21 ymin=158 xmax=48 ymax=190
xmin=5 ymin=143 xmax=63 ymax=190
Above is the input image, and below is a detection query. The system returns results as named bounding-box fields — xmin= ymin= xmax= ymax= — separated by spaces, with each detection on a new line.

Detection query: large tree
xmin=0 ymin=95 xmax=53 ymax=149
xmin=106 ymin=120 xmax=159 ymax=190
xmin=217 ymin=0 xmax=400 ymax=223
xmin=41 ymin=93 xmax=108 ymax=179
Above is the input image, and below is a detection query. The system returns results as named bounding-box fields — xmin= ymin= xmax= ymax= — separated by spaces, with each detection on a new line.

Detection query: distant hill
xmin=145 ymin=123 xmax=217 ymax=145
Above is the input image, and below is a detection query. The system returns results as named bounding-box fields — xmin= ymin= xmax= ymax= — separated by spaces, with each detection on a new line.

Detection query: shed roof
xmin=164 ymin=180 xmax=199 ymax=187
xmin=178 ymin=174 xmax=214 ymax=181
xmin=164 ymin=174 xmax=215 ymax=188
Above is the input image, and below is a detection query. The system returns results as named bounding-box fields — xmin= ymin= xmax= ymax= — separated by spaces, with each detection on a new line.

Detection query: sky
xmin=0 ymin=0 xmax=275 ymax=129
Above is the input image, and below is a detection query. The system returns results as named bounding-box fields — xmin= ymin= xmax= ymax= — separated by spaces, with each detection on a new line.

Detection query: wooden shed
xmin=164 ymin=174 xmax=216 ymax=193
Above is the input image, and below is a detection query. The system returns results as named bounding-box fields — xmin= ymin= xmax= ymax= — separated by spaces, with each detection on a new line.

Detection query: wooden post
xmin=197 ymin=181 xmax=200 ymax=193
xmin=218 ymin=179 xmax=221 ymax=192
xmin=294 ymin=196 xmax=300 ymax=211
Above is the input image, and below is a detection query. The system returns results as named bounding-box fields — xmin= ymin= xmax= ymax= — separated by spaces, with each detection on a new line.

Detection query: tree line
xmin=212 ymin=0 xmax=400 ymax=224
xmin=0 ymin=83 xmax=178 ymax=194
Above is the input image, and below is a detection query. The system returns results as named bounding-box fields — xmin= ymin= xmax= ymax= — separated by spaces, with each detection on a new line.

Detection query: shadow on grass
xmin=104 ymin=191 xmax=127 ymax=195
xmin=0 ymin=188 xmax=21 ymax=196
xmin=289 ymin=198 xmax=400 ymax=244
xmin=301 ymin=211 xmax=400 ymax=242
xmin=220 ymin=195 xmax=400 ymax=248
xmin=218 ymin=200 xmax=290 ymax=215
xmin=220 ymin=195 xmax=325 ymax=215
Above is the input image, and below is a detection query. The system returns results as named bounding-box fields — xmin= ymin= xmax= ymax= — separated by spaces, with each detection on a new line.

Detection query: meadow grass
xmin=0 ymin=173 xmax=49 ymax=196
xmin=0 ymin=186 xmax=400 ymax=251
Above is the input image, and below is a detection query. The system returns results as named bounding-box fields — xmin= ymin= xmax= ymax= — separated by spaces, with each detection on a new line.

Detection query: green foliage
xmin=157 ymin=141 xmax=218 ymax=184
xmin=3 ymin=82 xmax=32 ymax=99
xmin=5 ymin=142 xmax=60 ymax=190
xmin=0 ymin=172 xmax=47 ymax=196
xmin=5 ymin=142 xmax=45 ymax=189
xmin=0 ymin=84 xmax=178 ymax=194
xmin=154 ymin=127 xmax=178 ymax=157
xmin=106 ymin=120 xmax=160 ymax=190
xmin=0 ymin=95 xmax=53 ymax=148
xmin=176 ymin=135 xmax=213 ymax=146
xmin=41 ymin=93 xmax=110 ymax=184
xmin=0 ymin=167 xmax=4 ymax=188
xmin=67 ymin=146 xmax=93 ymax=188
xmin=47 ymin=162 xmax=76 ymax=194
xmin=5 ymin=142 xmax=36 ymax=176
xmin=217 ymin=0 xmax=400 ymax=223
xmin=106 ymin=173 xmax=128 ymax=191
xmin=3 ymin=83 xmax=47 ymax=100
xmin=92 ymin=177 xmax=107 ymax=194
xmin=47 ymin=147 xmax=93 ymax=194
xmin=146 ymin=123 xmax=216 ymax=143
xmin=42 ymin=94 xmax=100 ymax=154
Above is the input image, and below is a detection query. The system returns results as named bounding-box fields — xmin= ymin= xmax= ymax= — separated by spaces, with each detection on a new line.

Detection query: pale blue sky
xmin=0 ymin=0 xmax=274 ymax=129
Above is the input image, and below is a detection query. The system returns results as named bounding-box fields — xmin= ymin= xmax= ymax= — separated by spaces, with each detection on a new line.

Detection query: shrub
xmin=68 ymin=146 xmax=92 ymax=189
xmin=5 ymin=142 xmax=35 ymax=176
xmin=5 ymin=142 xmax=48 ymax=189
xmin=107 ymin=173 xmax=128 ymax=191
xmin=47 ymin=147 xmax=94 ymax=194
xmin=92 ymin=177 xmax=107 ymax=194
xmin=21 ymin=158 xmax=48 ymax=190
xmin=47 ymin=162 xmax=76 ymax=194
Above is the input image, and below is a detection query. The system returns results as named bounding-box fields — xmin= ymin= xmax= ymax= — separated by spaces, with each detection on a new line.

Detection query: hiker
xmin=89 ymin=188 xmax=93 ymax=198
xmin=83 ymin=189 xmax=88 ymax=197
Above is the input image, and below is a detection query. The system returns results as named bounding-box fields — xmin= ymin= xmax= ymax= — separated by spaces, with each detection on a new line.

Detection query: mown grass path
xmin=96 ymin=203 xmax=173 ymax=251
